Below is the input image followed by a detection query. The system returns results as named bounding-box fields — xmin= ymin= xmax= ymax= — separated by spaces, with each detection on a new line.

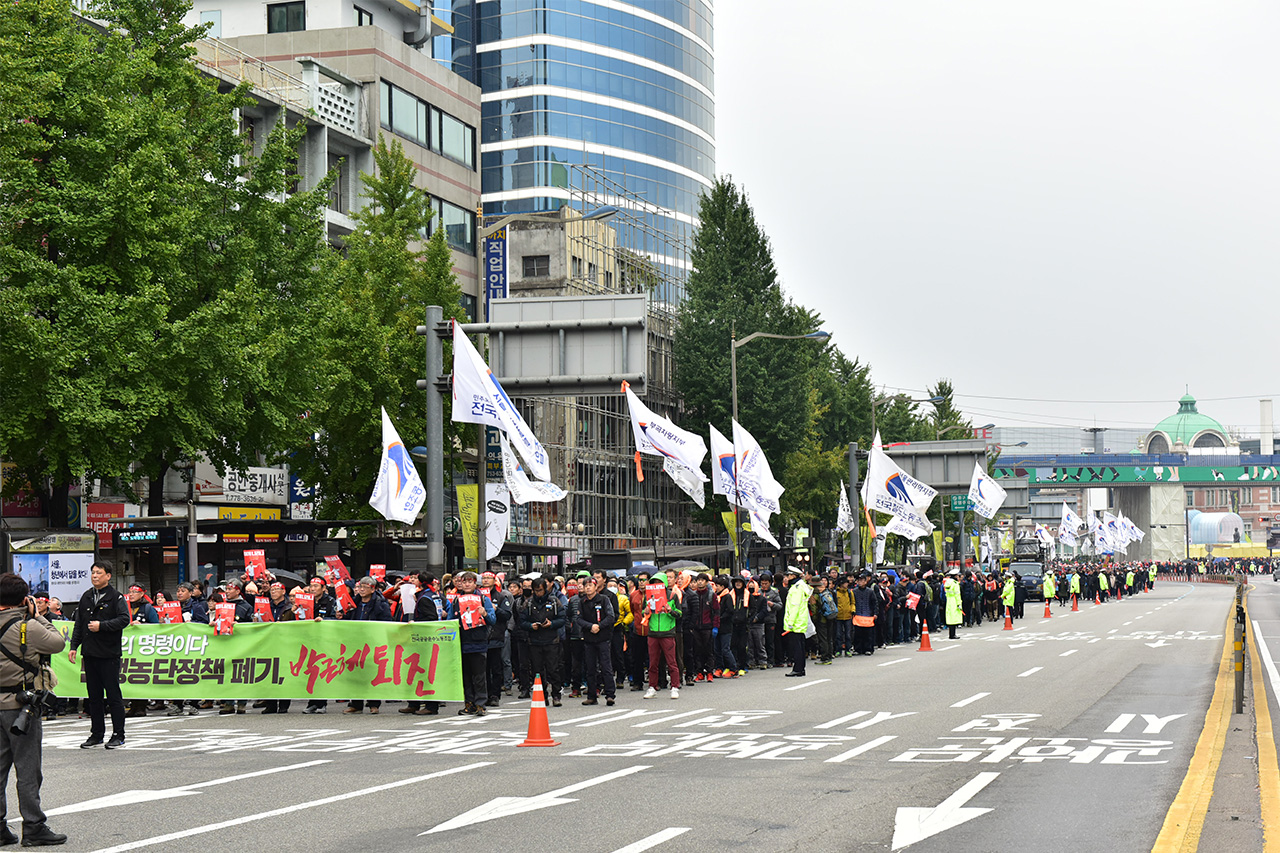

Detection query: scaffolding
xmin=495 ymin=164 xmax=709 ymax=563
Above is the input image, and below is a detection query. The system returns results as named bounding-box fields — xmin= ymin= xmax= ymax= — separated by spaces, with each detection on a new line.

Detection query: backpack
xmin=820 ymin=591 xmax=837 ymax=620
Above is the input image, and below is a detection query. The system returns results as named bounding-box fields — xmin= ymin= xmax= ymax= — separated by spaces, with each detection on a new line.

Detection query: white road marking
xmin=937 ymin=645 xmax=960 ymax=652
xmin=891 ymin=772 xmax=998 ymax=850
xmin=631 ymin=708 xmax=714 ymax=727
xmin=815 ymin=711 xmax=871 ymax=729
xmin=1123 ymin=622 xmax=1133 ymax=626
xmin=1252 ymin=621 xmax=1280 ymax=700
xmin=1107 ymin=629 xmax=1118 ymax=634
xmin=89 ymin=762 xmax=491 ymax=852
xmin=951 ymin=692 xmax=991 ymax=708
xmin=878 ymin=657 xmax=911 ymax=667
xmin=1017 ymin=667 xmax=1043 ymax=677
xmin=784 ymin=678 xmax=831 ymax=691
xmin=1060 ymin=649 xmax=1078 ymax=657
xmin=424 ymin=765 xmax=648 ymax=833
xmin=609 ymin=828 xmax=692 ymax=853
xmin=825 ymin=735 xmax=899 ymax=764
xmin=1089 ymin=638 xmax=1101 ymax=643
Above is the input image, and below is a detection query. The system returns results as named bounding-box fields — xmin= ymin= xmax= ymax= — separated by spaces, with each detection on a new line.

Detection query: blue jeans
xmin=834 ymin=620 xmax=853 ymax=653
xmin=715 ymin=631 xmax=738 ymax=671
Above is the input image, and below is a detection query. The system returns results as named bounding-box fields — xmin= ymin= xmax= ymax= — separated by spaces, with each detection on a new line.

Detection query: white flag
xmin=1061 ymin=502 xmax=1084 ymax=532
xmin=732 ymin=419 xmax=785 ymax=519
xmin=709 ymin=425 xmax=740 ymax=505
xmin=451 ymin=321 xmax=550 ymax=482
xmin=884 ymin=514 xmax=929 ymax=541
xmin=663 ymin=458 xmax=706 ymax=508
xmin=625 ymin=384 xmax=709 ymax=477
xmin=482 ymin=483 xmax=510 ymax=562
xmin=748 ymin=508 xmax=781 ymax=550
xmin=836 ymin=480 xmax=855 ymax=534
xmin=500 ymin=434 xmax=566 ymax=505
xmin=368 ymin=407 xmax=426 ymax=524
xmin=860 ymin=432 xmax=935 ymax=533
xmin=1035 ymin=523 xmax=1054 ymax=548
xmin=967 ymin=462 xmax=1007 ymax=519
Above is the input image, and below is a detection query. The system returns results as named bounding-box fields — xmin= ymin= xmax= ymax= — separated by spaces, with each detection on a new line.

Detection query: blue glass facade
xmin=434 ymin=0 xmax=715 ymax=301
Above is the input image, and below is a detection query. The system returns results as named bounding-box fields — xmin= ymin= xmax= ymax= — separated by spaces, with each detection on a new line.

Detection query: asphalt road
xmin=22 ymin=580 xmax=1234 ymax=853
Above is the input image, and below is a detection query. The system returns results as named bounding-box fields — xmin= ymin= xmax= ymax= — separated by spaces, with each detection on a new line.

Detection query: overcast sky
xmin=714 ymin=1 xmax=1280 ymax=438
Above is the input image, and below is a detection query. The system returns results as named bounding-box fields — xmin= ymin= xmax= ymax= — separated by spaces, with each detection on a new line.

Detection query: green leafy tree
xmin=782 ymin=389 xmax=845 ymax=530
xmin=675 ymin=178 xmax=826 ymax=522
xmin=0 ymin=0 xmax=337 ymax=521
xmin=290 ymin=136 xmax=466 ymax=525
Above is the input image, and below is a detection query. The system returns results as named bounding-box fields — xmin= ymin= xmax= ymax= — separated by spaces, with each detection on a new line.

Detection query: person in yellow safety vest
xmin=1099 ymin=570 xmax=1110 ymax=599
xmin=1001 ymin=574 xmax=1016 ymax=619
xmin=1043 ymin=572 xmax=1056 ymax=602
xmin=944 ymin=569 xmax=963 ymax=639
xmin=1125 ymin=569 xmax=1135 ymax=594
xmin=1149 ymin=565 xmax=1156 ymax=590
xmin=1070 ymin=571 xmax=1081 ymax=598
xmin=1198 ymin=563 xmax=1207 ymax=577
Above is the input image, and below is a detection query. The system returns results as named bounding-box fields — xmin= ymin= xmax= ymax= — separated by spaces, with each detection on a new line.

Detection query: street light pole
xmin=729 ymin=323 xmax=831 ymax=573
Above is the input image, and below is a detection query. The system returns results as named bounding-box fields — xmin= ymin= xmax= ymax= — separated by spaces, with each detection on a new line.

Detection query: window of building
xmin=267 ymin=1 xmax=305 ymax=33
xmin=429 ymin=197 xmax=475 ymax=254
xmin=199 ymin=10 xmax=222 ymax=37
xmin=1185 ymin=489 xmax=1195 ymax=507
xmin=327 ymin=153 xmax=347 ymax=214
xmin=354 ymin=5 xmax=372 ymax=26
xmin=378 ymin=80 xmax=476 ymax=170
xmin=1272 ymin=486 xmax=1280 ymax=504
xmin=587 ymin=262 xmax=598 ymax=284
xmin=522 ymin=255 xmax=550 ymax=277
xmin=570 ymin=256 xmax=583 ymax=278
xmin=1241 ymin=487 xmax=1252 ymax=505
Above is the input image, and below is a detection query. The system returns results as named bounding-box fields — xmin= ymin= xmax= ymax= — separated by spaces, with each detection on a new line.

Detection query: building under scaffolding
xmin=493 ymin=165 xmax=702 ymax=564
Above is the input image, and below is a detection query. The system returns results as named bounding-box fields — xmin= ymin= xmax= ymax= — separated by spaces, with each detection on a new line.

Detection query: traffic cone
xmin=1044 ymin=598 xmax=1052 ymax=619
xmin=1116 ymin=585 xmax=1122 ymax=601
xmin=517 ymin=675 xmax=561 ymax=748
xmin=918 ymin=620 xmax=933 ymax=652
xmin=1072 ymin=594 xmax=1079 ymax=612
xmin=1095 ymin=591 xmax=1101 ymax=605
xmin=1003 ymin=606 xmax=1013 ymax=631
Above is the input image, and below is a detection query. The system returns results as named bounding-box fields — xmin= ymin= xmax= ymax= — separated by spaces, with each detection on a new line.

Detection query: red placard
xmin=334 ymin=582 xmax=355 ymax=612
xmin=159 ymin=602 xmax=183 ymax=625
xmin=214 ymin=602 xmax=236 ymax=635
xmin=370 ymin=564 xmax=386 ymax=582
xmin=254 ymin=596 xmax=274 ymax=622
xmin=294 ymin=592 xmax=315 ymax=620
xmin=457 ymin=593 xmax=486 ymax=630
xmin=323 ymin=555 xmax=352 ymax=581
xmin=644 ymin=582 xmax=669 ymax=614
xmin=244 ymin=549 xmax=267 ymax=580
xmin=565 ymin=580 xmax=580 ymax=598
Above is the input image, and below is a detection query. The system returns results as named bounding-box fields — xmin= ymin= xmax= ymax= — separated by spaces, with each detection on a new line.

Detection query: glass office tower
xmin=434 ymin=0 xmax=715 ymax=304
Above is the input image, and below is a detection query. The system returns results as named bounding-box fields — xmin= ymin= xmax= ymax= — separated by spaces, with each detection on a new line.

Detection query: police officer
xmin=0 ymin=573 xmax=68 ymax=846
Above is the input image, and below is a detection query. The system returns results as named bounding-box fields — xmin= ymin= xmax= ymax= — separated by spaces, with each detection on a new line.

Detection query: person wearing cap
xmin=1001 ymin=572 xmax=1016 ymax=622
xmin=851 ymin=572 xmax=877 ymax=656
xmin=710 ymin=576 xmax=739 ymax=678
xmin=683 ymin=573 xmax=717 ymax=683
xmin=641 ymin=572 xmax=682 ymax=699
xmin=757 ymin=574 xmax=782 ymax=667
xmin=781 ymin=568 xmax=812 ymax=677
xmin=944 ymin=569 xmax=963 ymax=639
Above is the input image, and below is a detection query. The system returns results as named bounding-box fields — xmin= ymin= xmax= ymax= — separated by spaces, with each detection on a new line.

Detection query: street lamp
xmin=937 ymin=423 xmax=994 ymax=441
xmin=728 ymin=324 xmax=831 ymax=572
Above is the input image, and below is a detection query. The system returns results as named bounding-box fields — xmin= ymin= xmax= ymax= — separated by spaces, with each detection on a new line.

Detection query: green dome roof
xmin=1151 ymin=393 xmax=1228 ymax=448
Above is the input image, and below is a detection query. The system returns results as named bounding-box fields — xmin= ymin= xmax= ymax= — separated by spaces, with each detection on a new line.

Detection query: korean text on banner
xmin=368 ymin=407 xmax=426 ymax=524
xmin=709 ymin=425 xmax=740 ymax=506
xmin=243 ymin=549 xmax=267 ymax=580
xmin=451 ymin=321 xmax=550 ymax=481
xmin=499 ymin=434 xmax=566 ymax=505
xmin=860 ymin=432 xmax=936 ymax=534
xmin=967 ymin=462 xmax=1007 ymax=520
xmin=836 ymin=480 xmax=855 ymax=534
xmin=624 ymin=383 xmax=709 ymax=476
xmin=49 ymin=621 xmax=464 ymax=702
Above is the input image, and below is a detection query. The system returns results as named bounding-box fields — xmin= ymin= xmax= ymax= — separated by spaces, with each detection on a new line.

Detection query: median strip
xmin=1248 ymin=609 xmax=1280 ymax=852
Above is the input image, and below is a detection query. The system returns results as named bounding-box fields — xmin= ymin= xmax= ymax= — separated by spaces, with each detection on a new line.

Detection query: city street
xmin=25 ymin=580 xmax=1250 ymax=852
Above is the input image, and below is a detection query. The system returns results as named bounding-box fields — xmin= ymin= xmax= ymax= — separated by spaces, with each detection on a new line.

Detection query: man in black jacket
xmin=574 ymin=578 xmax=616 ymax=705
xmin=519 ymin=577 xmax=565 ymax=707
xmin=69 ymin=560 xmax=130 ymax=749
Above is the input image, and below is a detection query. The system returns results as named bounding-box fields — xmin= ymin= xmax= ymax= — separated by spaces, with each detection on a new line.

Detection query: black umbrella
xmin=626 ymin=563 xmax=659 ymax=576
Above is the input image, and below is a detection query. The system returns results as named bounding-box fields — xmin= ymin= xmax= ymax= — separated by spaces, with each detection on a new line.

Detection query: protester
xmin=70 ymin=560 xmax=130 ymax=749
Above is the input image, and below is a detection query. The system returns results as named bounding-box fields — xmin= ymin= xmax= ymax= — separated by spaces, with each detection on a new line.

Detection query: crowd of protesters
xmin=47 ymin=554 xmax=1269 ymax=722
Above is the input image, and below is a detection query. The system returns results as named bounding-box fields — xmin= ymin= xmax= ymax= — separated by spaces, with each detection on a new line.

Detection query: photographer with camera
xmin=0 ymin=573 xmax=67 ymax=846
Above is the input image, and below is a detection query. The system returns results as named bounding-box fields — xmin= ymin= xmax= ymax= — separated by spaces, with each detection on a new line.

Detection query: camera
xmin=11 ymin=689 xmax=55 ymax=736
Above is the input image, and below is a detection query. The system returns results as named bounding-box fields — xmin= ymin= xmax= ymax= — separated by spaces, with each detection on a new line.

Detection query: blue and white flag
xmin=368 ymin=407 xmax=426 ymax=524
xmin=500 ymin=434 xmax=566 ymax=505
xmin=451 ymin=321 xmax=550 ymax=482
xmin=625 ymin=383 xmax=708 ymax=477
xmin=860 ymin=432 xmax=936 ymax=534
xmin=709 ymin=424 xmax=740 ymax=506
xmin=836 ymin=480 xmax=856 ymax=534
xmin=967 ymin=462 xmax=1007 ymax=519
xmin=732 ymin=419 xmax=785 ymax=519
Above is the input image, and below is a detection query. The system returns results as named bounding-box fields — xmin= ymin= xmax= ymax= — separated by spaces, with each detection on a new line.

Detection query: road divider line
xmin=815 ymin=711 xmax=870 ymax=729
xmin=878 ymin=658 xmax=911 ymax=667
xmin=825 ymin=735 xmax=898 ymax=763
xmin=1249 ymin=616 xmax=1280 ymax=853
xmin=784 ymin=678 xmax=831 ymax=691
xmin=609 ymin=828 xmax=692 ymax=853
xmin=951 ymin=692 xmax=991 ymax=708
xmin=1151 ymin=607 xmax=1235 ymax=853
xmin=1017 ymin=667 xmax=1042 ymax=677
xmin=631 ymin=708 xmax=713 ymax=728
xmin=1060 ymin=650 xmax=1078 ymax=657
xmin=88 ymin=762 xmax=492 ymax=853
xmin=936 ymin=645 xmax=959 ymax=652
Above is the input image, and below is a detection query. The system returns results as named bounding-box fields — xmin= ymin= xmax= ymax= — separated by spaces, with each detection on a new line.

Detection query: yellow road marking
xmin=1247 ymin=597 xmax=1280 ymax=853
xmin=1151 ymin=607 xmax=1234 ymax=853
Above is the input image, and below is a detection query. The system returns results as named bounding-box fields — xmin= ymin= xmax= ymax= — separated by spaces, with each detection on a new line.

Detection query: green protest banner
xmin=51 ymin=621 xmax=464 ymax=702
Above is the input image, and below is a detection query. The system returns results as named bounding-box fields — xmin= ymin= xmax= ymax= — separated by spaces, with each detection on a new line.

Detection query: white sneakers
xmin=643 ymin=687 xmax=657 ymax=699
xmin=670 ymin=687 xmax=680 ymax=699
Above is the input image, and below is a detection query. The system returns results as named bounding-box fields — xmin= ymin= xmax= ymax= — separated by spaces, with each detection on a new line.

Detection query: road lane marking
xmin=937 ymin=645 xmax=959 ymax=652
xmin=631 ymin=708 xmax=714 ymax=727
xmin=1151 ymin=607 xmax=1235 ymax=853
xmin=891 ymin=772 xmax=998 ymax=850
xmin=1247 ymin=616 xmax=1280 ymax=851
xmin=1108 ymin=629 xmax=1118 ymax=634
xmin=89 ymin=762 xmax=492 ymax=852
xmin=951 ymin=693 xmax=990 ymax=708
xmin=825 ymin=735 xmax=898 ymax=764
xmin=878 ymin=658 xmax=911 ymax=667
xmin=1060 ymin=650 xmax=1078 ymax=657
xmin=425 ymin=766 xmax=649 ymax=833
xmin=609 ymin=828 xmax=692 ymax=853
xmin=784 ymin=678 xmax=831 ymax=691
xmin=1089 ymin=638 xmax=1100 ymax=643
xmin=815 ymin=711 xmax=870 ymax=729
xmin=1017 ymin=667 xmax=1042 ymax=677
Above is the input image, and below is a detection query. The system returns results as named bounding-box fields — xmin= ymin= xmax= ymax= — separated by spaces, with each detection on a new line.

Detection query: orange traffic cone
xmin=1072 ymin=594 xmax=1079 ymax=612
xmin=1095 ymin=591 xmax=1101 ymax=605
xmin=517 ymin=675 xmax=561 ymax=748
xmin=1003 ymin=606 xmax=1013 ymax=631
xmin=918 ymin=620 xmax=933 ymax=652
xmin=1116 ymin=585 xmax=1122 ymax=601
xmin=1044 ymin=598 xmax=1052 ymax=619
